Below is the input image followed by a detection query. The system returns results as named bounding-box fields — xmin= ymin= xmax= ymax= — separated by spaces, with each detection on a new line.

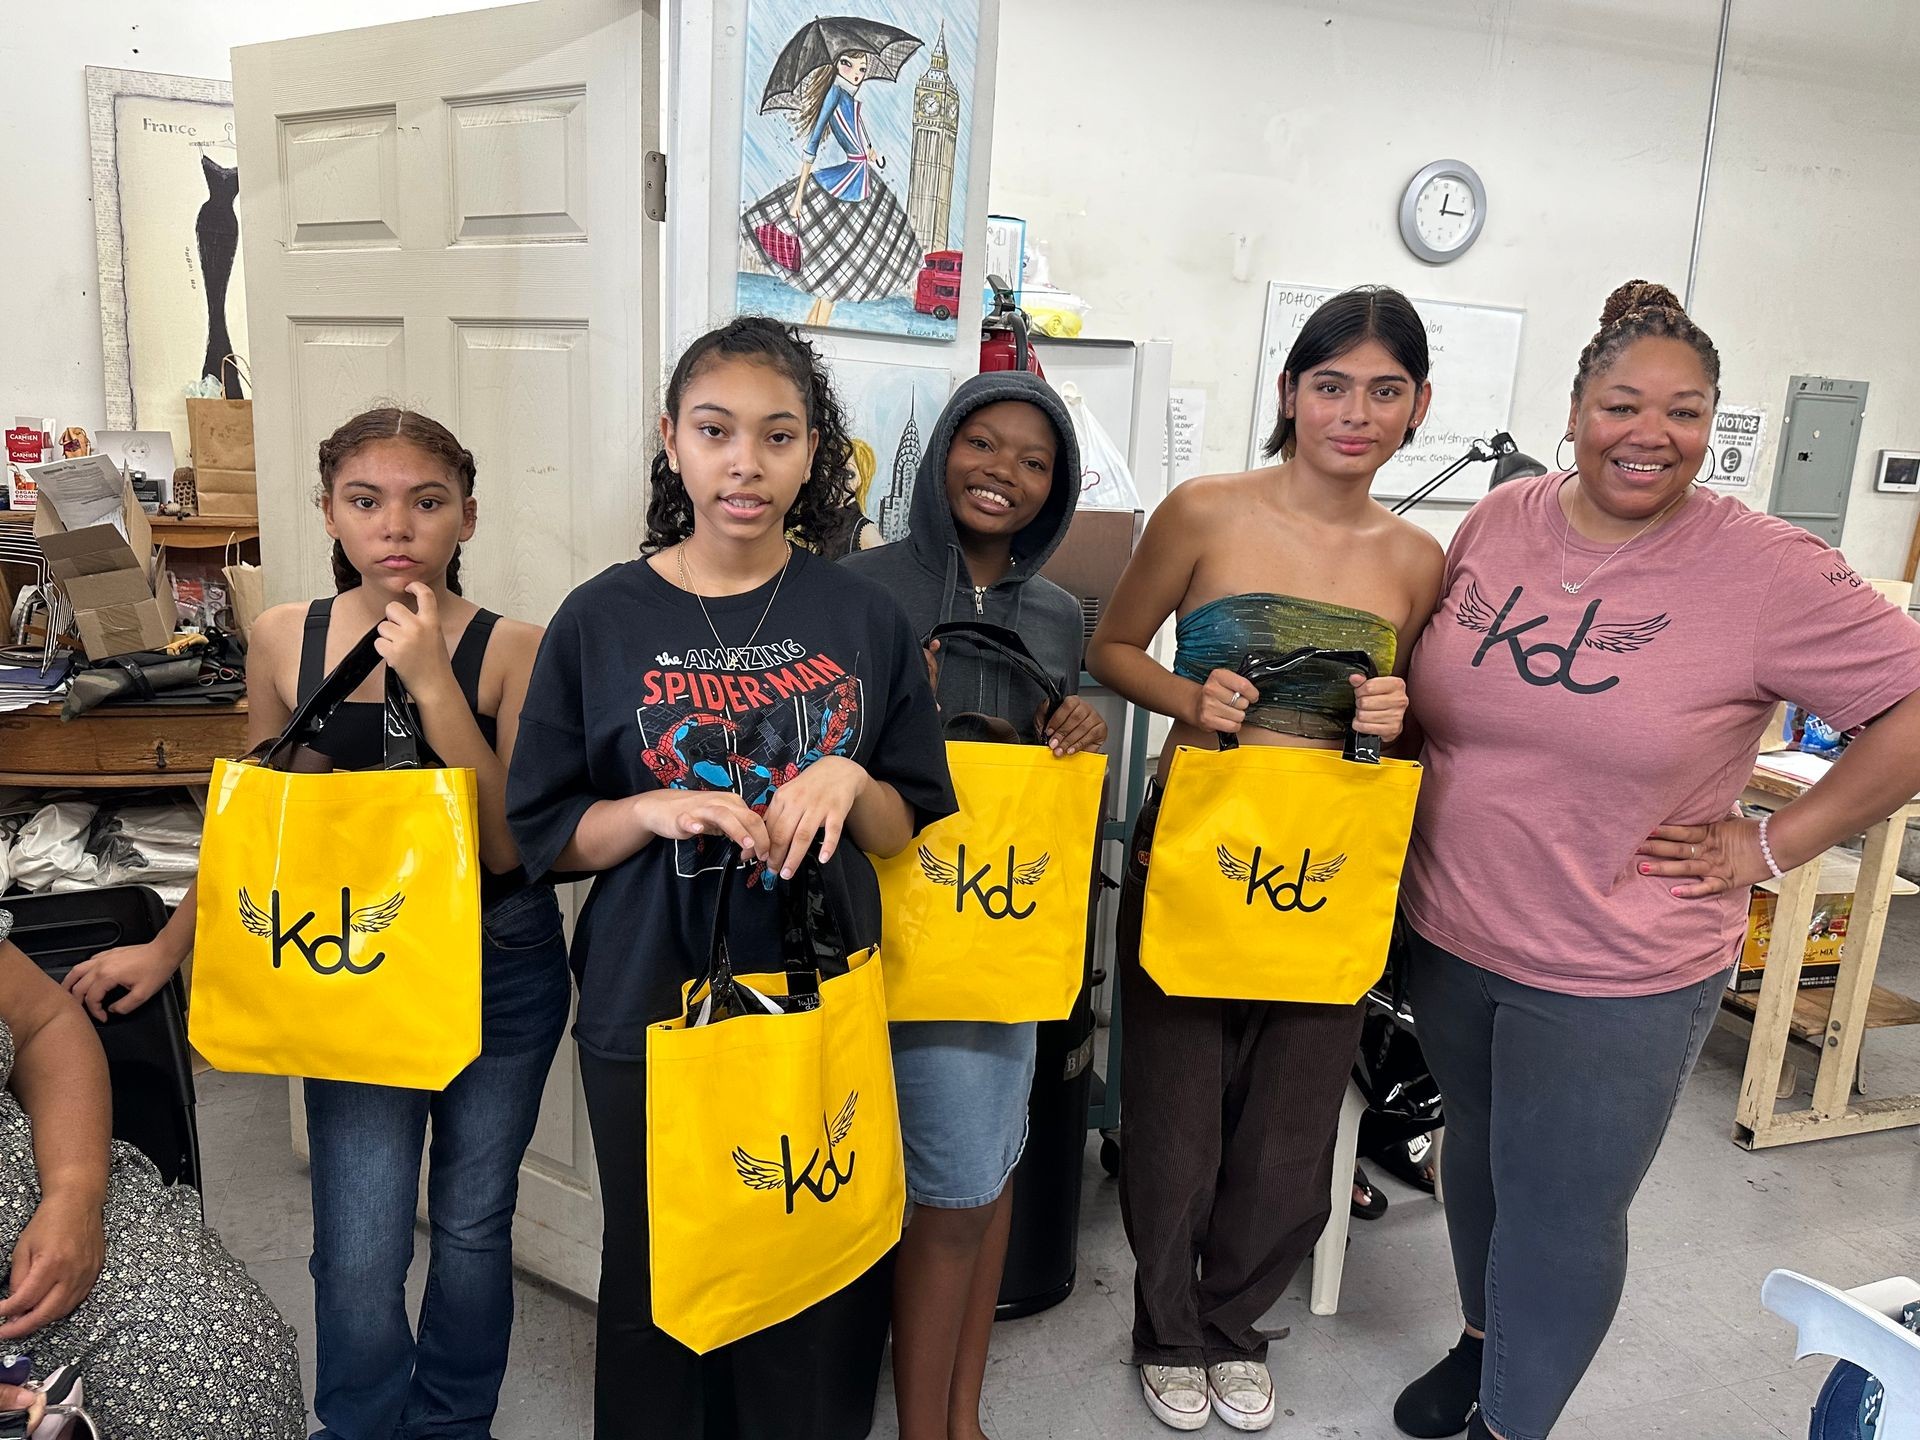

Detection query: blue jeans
xmin=306 ymin=884 xmax=571 ymax=1440
xmin=1407 ymin=930 xmax=1729 ymax=1440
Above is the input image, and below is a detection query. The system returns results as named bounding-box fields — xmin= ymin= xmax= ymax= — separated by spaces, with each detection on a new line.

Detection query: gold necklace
xmin=676 ymin=541 xmax=792 ymax=670
xmin=1557 ymin=481 xmax=1694 ymax=596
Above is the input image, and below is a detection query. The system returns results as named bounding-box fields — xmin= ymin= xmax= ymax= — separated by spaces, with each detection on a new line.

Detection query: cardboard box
xmin=192 ymin=465 xmax=259 ymax=520
xmin=1731 ymin=848 xmax=1920 ymax=993
xmin=31 ymin=460 xmax=176 ymax=659
xmin=1736 ymin=891 xmax=1851 ymax=991
xmin=6 ymin=417 xmax=54 ymax=509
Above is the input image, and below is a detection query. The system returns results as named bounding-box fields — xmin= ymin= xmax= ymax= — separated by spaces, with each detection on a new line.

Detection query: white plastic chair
xmin=1763 ymin=1268 xmax=1920 ymax=1438
xmin=1310 ymin=1084 xmax=1444 ymax=1316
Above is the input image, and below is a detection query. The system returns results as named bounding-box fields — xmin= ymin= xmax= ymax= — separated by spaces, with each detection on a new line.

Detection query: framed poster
xmin=831 ymin=357 xmax=952 ymax=542
xmin=736 ymin=2 xmax=981 ymax=339
xmin=88 ymin=66 xmax=250 ymax=459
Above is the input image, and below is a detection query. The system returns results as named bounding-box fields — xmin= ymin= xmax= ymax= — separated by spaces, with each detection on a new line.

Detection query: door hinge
xmin=644 ymin=151 xmax=668 ymax=222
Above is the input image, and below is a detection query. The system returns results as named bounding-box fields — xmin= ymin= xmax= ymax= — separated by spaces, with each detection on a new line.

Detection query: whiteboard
xmin=1246 ymin=284 xmax=1524 ymax=502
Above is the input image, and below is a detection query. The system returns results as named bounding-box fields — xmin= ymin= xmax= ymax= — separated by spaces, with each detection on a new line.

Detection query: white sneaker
xmin=1207 ymin=1358 xmax=1275 ymax=1431
xmin=1140 ymin=1364 xmax=1210 ymax=1431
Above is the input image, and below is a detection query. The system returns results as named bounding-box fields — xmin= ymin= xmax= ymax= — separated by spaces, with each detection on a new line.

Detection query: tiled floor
xmin=206 ymin=907 xmax=1920 ymax=1439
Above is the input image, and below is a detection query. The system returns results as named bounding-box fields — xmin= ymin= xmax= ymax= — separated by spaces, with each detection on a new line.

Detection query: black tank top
xmin=296 ymin=596 xmax=529 ymax=907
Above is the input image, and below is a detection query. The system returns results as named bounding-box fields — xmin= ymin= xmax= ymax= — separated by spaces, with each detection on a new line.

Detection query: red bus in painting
xmin=914 ymin=250 xmax=964 ymax=320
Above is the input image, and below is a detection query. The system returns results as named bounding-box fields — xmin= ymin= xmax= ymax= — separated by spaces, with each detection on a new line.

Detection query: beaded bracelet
xmin=1757 ymin=812 xmax=1786 ymax=880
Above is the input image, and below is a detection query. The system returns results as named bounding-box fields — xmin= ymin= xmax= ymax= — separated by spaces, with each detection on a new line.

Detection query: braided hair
xmin=645 ymin=316 xmax=857 ymax=555
xmin=317 ymin=408 xmax=476 ymax=594
xmin=1571 ymin=280 xmax=1721 ymax=404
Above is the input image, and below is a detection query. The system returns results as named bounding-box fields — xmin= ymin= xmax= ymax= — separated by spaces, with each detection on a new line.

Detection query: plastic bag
xmin=88 ymin=797 xmax=203 ymax=905
xmin=9 ymin=800 xmax=101 ymax=892
xmin=1060 ymin=383 xmax=1143 ymax=512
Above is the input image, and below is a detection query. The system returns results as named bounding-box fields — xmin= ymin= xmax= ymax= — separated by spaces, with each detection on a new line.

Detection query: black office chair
xmin=3 ymin=885 xmax=203 ymax=1192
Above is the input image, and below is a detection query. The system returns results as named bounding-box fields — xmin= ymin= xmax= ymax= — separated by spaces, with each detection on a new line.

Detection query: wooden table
xmin=1727 ymin=763 xmax=1920 ymax=1148
xmin=0 ymin=697 xmax=247 ymax=788
xmin=0 ymin=510 xmax=258 ymax=551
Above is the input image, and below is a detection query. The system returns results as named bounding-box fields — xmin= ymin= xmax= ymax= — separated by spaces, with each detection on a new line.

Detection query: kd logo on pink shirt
xmin=1456 ymin=581 xmax=1669 ymax=695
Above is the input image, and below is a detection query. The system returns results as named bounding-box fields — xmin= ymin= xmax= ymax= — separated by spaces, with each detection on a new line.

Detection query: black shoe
xmin=1393 ymin=1331 xmax=1482 ymax=1437
xmin=1351 ymin=1165 xmax=1389 ymax=1221
xmin=1465 ymin=1412 xmax=1492 ymax=1439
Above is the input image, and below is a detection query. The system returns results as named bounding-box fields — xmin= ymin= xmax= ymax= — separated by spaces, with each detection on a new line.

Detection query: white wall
xmin=1694 ymin=2 xmax=1920 ymax=581
xmin=0 ymin=0 xmax=502 ymax=434
xmin=989 ymin=0 xmax=1920 ymax=570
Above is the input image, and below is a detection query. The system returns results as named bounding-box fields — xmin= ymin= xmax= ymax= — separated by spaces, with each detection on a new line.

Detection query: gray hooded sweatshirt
xmin=841 ymin=370 xmax=1084 ymax=742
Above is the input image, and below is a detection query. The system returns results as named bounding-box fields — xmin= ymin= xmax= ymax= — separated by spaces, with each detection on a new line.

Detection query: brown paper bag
xmin=186 ymin=356 xmax=254 ymax=516
xmin=195 ymin=466 xmax=258 ymax=520
xmin=222 ymin=537 xmax=265 ymax=639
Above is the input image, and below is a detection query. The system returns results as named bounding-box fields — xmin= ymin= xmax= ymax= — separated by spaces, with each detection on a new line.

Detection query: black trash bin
xmin=995 ymin=899 xmax=1100 ymax=1319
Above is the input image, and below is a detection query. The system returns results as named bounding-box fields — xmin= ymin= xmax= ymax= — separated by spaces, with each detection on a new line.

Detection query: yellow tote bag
xmin=875 ymin=739 xmax=1105 ymax=1022
xmin=191 ymin=626 xmax=482 ymax=1089
xmin=871 ymin=620 xmax=1108 ymax=1022
xmin=647 ymin=856 xmax=905 ymax=1355
xmin=1140 ymin=648 xmax=1422 ymax=1005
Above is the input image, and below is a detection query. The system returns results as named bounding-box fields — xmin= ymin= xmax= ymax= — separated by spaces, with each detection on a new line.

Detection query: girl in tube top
xmin=1086 ymin=286 xmax=1446 ymax=1433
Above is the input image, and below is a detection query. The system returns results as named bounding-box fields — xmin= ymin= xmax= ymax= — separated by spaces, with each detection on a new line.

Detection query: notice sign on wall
xmin=1708 ymin=406 xmax=1765 ymax=489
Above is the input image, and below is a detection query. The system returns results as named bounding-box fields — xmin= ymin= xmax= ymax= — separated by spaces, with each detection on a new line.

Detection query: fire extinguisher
xmin=980 ymin=272 xmax=1044 ymax=378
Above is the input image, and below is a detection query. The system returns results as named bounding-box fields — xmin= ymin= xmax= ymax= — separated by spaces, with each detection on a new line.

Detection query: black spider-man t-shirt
xmin=508 ymin=547 xmax=954 ymax=1060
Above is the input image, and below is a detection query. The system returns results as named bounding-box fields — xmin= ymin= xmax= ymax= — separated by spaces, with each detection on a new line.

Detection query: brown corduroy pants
xmin=1116 ymin=786 xmax=1366 ymax=1366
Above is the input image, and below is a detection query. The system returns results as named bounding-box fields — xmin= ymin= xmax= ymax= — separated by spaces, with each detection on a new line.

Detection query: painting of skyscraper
xmin=736 ymin=2 xmax=982 ymax=339
xmin=830 ymin=358 xmax=950 ymax=535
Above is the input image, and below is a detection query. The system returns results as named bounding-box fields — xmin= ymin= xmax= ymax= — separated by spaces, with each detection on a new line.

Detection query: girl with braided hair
xmin=1391 ymin=282 xmax=1920 ymax=1439
xmin=66 ymin=405 xmax=567 ymax=1439
xmin=508 ymin=316 xmax=955 ymax=1437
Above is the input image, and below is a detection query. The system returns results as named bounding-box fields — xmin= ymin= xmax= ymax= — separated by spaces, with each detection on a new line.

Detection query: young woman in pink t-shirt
xmin=1392 ymin=281 xmax=1920 ymax=1440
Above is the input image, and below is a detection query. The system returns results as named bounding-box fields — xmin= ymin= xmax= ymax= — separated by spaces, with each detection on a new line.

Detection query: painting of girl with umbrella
xmin=738 ymin=3 xmax=980 ymax=338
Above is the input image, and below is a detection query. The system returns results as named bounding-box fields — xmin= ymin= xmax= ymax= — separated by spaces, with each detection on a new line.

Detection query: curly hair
xmin=1571 ymin=280 xmax=1721 ymax=404
xmin=317 ymin=407 xmax=476 ymax=594
xmin=644 ymin=316 xmax=857 ymax=555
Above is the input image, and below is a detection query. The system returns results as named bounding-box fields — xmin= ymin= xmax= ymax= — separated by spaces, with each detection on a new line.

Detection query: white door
xmin=233 ymin=0 xmax=658 ymax=1299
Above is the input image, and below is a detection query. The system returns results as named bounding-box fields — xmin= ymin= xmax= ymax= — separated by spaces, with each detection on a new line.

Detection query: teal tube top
xmin=1173 ymin=593 xmax=1397 ymax=741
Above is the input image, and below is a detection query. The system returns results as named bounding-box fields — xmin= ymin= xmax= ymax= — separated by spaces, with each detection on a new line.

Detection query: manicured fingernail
xmin=1640 ymin=864 xmax=1651 ymax=874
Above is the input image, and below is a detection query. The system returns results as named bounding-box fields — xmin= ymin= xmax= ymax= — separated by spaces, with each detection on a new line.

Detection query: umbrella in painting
xmin=758 ymin=17 xmax=923 ymax=114
xmin=741 ymin=14 xmax=926 ymax=315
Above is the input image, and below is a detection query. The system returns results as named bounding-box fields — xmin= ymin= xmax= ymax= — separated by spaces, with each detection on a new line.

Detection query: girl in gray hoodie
xmin=843 ymin=371 xmax=1105 ymax=1440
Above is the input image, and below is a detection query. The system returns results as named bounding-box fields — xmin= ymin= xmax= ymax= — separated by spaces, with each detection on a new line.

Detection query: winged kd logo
xmin=916 ymin=844 xmax=1050 ymax=920
xmin=237 ymin=887 xmax=404 ymax=975
xmin=1455 ymin=580 xmax=1668 ymax=695
xmin=733 ymin=1091 xmax=859 ymax=1215
xmin=1216 ymin=845 xmax=1345 ymax=913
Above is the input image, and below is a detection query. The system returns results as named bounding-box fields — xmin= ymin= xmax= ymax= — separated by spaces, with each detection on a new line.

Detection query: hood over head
xmin=906 ymin=370 xmax=1080 ymax=580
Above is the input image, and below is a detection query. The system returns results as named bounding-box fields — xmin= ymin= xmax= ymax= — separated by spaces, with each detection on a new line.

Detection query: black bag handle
xmin=922 ymin=620 xmax=1067 ymax=719
xmin=693 ymin=847 xmax=826 ymax=1022
xmin=1217 ymin=646 xmax=1384 ymax=764
xmin=249 ymin=623 xmax=432 ymax=772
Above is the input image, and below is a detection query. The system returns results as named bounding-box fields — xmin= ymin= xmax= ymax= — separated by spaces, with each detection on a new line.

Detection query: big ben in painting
xmin=907 ymin=23 xmax=960 ymax=255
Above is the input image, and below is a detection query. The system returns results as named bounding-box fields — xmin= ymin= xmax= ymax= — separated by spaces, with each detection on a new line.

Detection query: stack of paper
xmin=0 ymin=652 xmax=72 ymax=714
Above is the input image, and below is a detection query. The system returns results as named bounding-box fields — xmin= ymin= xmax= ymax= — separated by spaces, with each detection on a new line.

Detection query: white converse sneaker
xmin=1139 ymin=1364 xmax=1210 ymax=1431
xmin=1207 ymin=1358 xmax=1276 ymax=1431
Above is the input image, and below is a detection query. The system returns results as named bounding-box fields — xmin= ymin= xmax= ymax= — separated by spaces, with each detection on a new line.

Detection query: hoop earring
xmin=1555 ymin=434 xmax=1573 ymax=471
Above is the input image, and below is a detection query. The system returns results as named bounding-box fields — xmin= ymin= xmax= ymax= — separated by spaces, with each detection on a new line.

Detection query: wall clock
xmin=1400 ymin=159 xmax=1486 ymax=264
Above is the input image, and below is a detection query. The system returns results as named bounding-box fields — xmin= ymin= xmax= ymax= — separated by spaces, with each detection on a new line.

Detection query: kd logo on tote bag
xmin=872 ymin=622 xmax=1106 ymax=1023
xmin=192 ymin=625 xmax=482 ymax=1090
xmin=647 ymin=854 xmax=905 ymax=1355
xmin=1141 ymin=647 xmax=1422 ymax=1005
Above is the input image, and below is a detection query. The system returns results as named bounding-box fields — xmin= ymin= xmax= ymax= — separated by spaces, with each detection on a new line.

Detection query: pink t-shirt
xmin=1402 ymin=472 xmax=1920 ymax=997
